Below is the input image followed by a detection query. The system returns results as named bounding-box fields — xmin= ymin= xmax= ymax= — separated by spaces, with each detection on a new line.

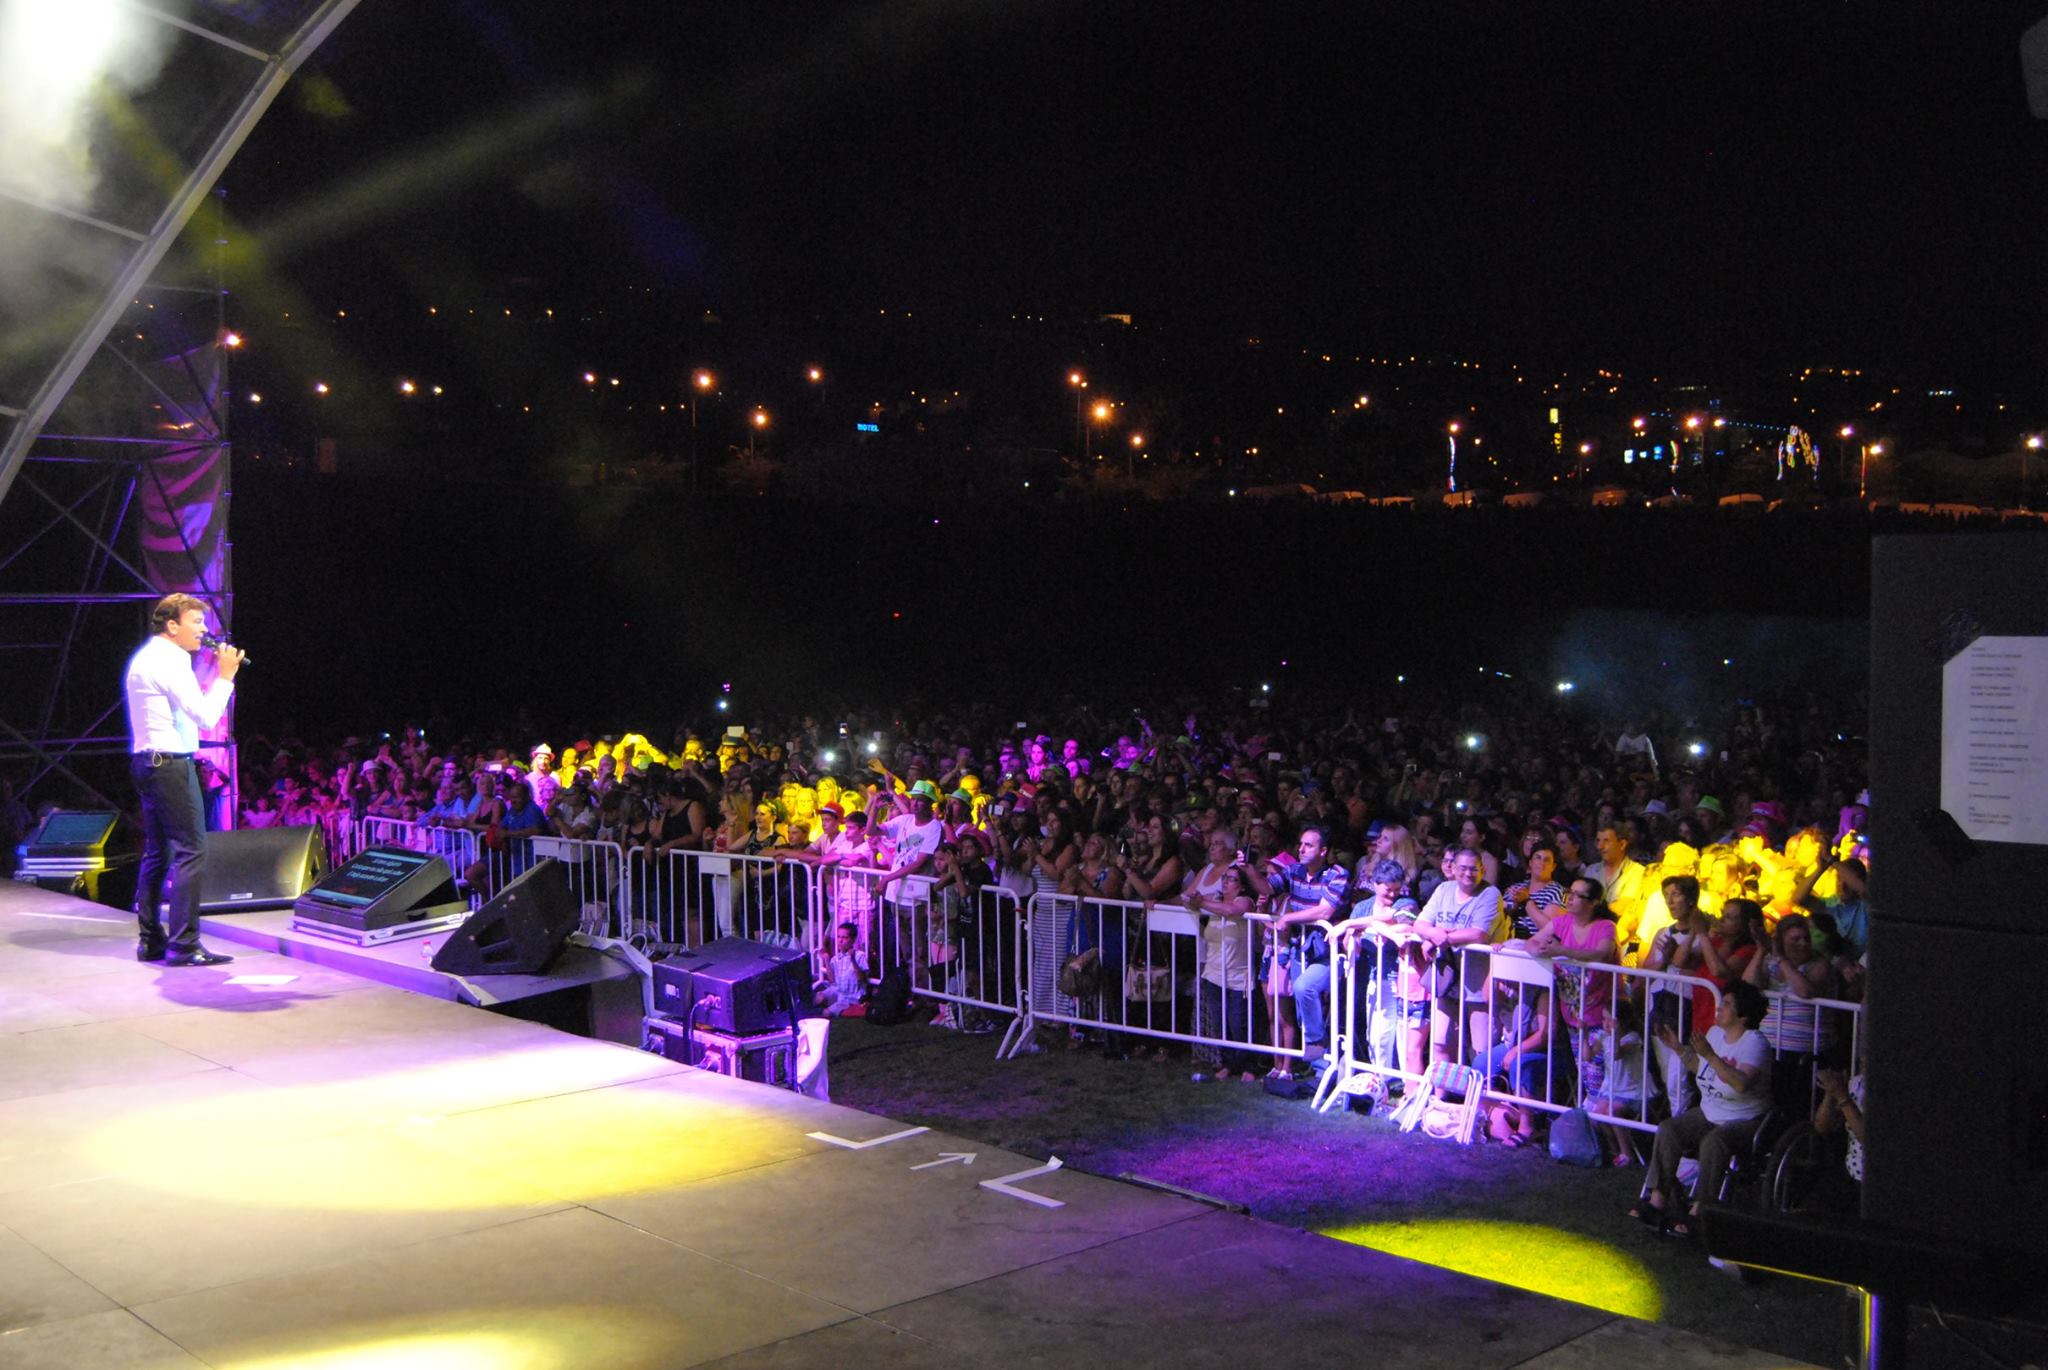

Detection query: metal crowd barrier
xmin=639 ymin=848 xmax=821 ymax=952
xmin=1313 ymin=933 xmax=1864 ymax=1137
xmin=1003 ymin=894 xmax=1308 ymax=1070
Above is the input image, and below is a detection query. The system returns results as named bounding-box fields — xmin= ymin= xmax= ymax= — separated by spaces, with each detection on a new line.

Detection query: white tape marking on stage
xmin=0 ymin=909 xmax=122 ymax=923
xmin=979 ymin=1156 xmax=1065 ymax=1208
xmin=806 ymin=1126 xmax=930 ymax=1150
xmin=910 ymin=1152 xmax=976 ymax=1171
xmin=225 ymin=974 xmax=298 ymax=986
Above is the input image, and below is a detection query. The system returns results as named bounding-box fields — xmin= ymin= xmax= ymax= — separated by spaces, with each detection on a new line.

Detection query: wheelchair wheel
xmin=1762 ymin=1121 xmax=1827 ymax=1213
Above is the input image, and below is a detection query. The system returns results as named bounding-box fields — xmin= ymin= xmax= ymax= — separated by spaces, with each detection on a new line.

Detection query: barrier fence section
xmin=1315 ymin=935 xmax=1864 ymax=1137
xmin=1004 ymin=894 xmax=1313 ymax=1069
xmin=641 ymin=848 xmax=821 ymax=952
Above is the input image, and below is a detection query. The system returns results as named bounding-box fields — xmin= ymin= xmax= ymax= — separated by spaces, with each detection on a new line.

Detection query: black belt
xmin=135 ymin=751 xmax=194 ymax=767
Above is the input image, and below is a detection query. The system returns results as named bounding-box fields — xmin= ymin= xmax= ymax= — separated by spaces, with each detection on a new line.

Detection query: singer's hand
xmin=215 ymin=644 xmax=244 ymax=682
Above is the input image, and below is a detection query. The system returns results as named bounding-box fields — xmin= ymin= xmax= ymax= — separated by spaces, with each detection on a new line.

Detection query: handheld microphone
xmin=201 ymin=632 xmax=252 ymax=666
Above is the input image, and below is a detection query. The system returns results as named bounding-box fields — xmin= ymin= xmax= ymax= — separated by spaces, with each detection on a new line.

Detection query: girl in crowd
xmin=1743 ymin=912 xmax=1841 ymax=1117
xmin=1184 ymin=829 xmax=1262 ymax=1081
xmin=1502 ymin=842 xmax=1565 ymax=939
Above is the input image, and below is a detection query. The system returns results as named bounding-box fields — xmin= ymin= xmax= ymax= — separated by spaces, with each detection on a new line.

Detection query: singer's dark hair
xmin=150 ymin=593 xmax=209 ymax=634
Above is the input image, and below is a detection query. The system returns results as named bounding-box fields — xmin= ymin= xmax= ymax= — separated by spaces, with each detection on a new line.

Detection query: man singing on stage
xmin=125 ymin=593 xmax=243 ymax=966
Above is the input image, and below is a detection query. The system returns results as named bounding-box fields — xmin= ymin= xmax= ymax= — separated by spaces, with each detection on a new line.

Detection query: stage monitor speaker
xmin=200 ymin=825 xmax=329 ymax=912
xmin=431 ymin=858 xmax=578 ymax=976
xmin=652 ymin=936 xmax=814 ymax=1034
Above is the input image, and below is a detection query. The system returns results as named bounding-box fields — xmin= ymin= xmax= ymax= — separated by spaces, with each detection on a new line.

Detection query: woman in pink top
xmin=1526 ymin=877 xmax=1620 ymax=1031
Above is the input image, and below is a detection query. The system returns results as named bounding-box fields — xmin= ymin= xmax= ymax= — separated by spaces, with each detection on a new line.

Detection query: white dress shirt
xmin=125 ymin=634 xmax=233 ymax=753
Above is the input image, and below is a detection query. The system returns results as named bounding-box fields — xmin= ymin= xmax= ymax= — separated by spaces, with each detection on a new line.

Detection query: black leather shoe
xmin=162 ymin=948 xmax=234 ymax=967
xmin=137 ymin=942 xmax=167 ymax=962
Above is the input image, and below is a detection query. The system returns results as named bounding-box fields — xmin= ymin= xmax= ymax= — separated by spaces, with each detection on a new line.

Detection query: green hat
xmin=908 ymin=779 xmax=942 ymax=802
xmin=948 ymin=788 xmax=974 ymax=805
xmin=1695 ymin=796 xmax=1726 ymax=817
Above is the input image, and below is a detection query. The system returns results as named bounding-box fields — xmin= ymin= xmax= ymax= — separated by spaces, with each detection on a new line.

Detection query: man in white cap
xmin=878 ymin=779 xmax=946 ymax=970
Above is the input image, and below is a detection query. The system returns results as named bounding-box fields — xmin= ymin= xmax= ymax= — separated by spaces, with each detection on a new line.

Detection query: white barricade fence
xmin=531 ymin=835 xmax=631 ymax=938
xmin=1316 ymin=935 xmax=1731 ymax=1135
xmin=851 ymin=881 xmax=1024 ymax=1036
xmin=1003 ymin=894 xmax=1303 ymax=1068
xmin=641 ymin=848 xmax=821 ymax=952
xmin=1758 ymin=989 xmax=1864 ymax=1117
xmin=317 ymin=809 xmax=365 ymax=865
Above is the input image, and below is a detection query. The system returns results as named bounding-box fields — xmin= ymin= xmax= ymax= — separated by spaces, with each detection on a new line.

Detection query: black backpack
xmin=867 ymin=965 xmax=913 ymax=1025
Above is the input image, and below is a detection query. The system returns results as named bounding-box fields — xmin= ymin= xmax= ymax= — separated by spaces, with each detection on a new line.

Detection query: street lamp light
xmin=2025 ymin=434 xmax=2043 ymax=511
xmin=1087 ymin=399 xmax=1111 ymax=462
xmin=749 ymin=407 xmax=769 ymax=458
xmin=1128 ymin=431 xmax=1145 ymax=479
xmin=1860 ymin=442 xmax=1883 ymax=500
xmin=1446 ymin=421 xmax=1461 ymax=492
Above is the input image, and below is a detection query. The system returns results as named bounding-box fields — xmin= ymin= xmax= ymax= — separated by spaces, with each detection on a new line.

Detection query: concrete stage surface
xmin=0 ymin=880 xmax=1807 ymax=1369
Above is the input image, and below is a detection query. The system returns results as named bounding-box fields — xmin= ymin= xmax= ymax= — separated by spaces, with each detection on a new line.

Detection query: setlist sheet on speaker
xmin=1941 ymin=635 xmax=2048 ymax=847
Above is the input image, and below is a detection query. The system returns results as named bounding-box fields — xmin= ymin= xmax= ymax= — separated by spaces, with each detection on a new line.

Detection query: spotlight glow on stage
xmin=1320 ymin=1219 xmax=1662 ymax=1320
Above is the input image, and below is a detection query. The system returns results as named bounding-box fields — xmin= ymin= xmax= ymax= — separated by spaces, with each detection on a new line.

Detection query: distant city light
xmin=222 ymin=331 xmax=243 ymax=349
xmin=1130 ymin=433 xmax=1145 ymax=448
xmin=715 ymin=699 xmax=728 ymax=712
xmin=2029 ymin=435 xmax=2044 ymax=451
xmin=752 ymin=409 xmax=770 ymax=428
xmin=694 ymin=370 xmax=714 ymax=390
xmin=1688 ymin=741 xmax=1708 ymax=757
xmin=312 ymin=381 xmax=329 ymax=395
xmin=855 ymin=422 xmax=880 ymax=433
xmin=398 ymin=379 xmax=417 ymax=395
xmin=1556 ymin=680 xmax=1575 ymax=693
xmin=583 ymin=372 xmax=596 ymax=384
xmin=246 ymin=392 xmax=261 ymax=404
xmin=431 ymin=385 xmax=444 ymax=396
xmin=1631 ymin=417 xmax=1646 ymax=430
xmin=1465 ymin=734 xmax=1483 ymax=750
xmin=1092 ymin=401 xmax=1111 ymax=421
xmin=806 ymin=366 xmax=823 ymax=382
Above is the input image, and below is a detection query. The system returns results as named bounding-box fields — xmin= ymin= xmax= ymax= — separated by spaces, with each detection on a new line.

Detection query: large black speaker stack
xmin=652 ymin=937 xmax=814 ymax=1034
xmin=1869 ymin=532 xmax=2048 ymax=1261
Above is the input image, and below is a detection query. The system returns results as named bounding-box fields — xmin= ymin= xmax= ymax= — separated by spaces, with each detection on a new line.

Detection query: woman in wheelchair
xmin=1631 ymin=980 xmax=1772 ymax=1239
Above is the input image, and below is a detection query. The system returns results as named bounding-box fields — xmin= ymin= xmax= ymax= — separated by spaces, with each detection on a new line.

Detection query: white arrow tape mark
xmin=979 ymin=1155 xmax=1065 ymax=1208
xmin=806 ymin=1126 xmax=931 ymax=1150
xmin=910 ymin=1152 xmax=977 ymax=1171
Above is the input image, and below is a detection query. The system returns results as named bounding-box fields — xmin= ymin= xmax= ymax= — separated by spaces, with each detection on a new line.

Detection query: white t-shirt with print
xmin=1695 ymin=1025 xmax=1772 ymax=1124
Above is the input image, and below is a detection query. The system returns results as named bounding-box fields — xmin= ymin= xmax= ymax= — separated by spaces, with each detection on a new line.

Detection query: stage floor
xmin=0 ymin=880 xmax=1808 ymax=1369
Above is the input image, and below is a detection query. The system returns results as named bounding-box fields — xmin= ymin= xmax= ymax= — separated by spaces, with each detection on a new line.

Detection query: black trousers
xmin=133 ymin=754 xmax=205 ymax=953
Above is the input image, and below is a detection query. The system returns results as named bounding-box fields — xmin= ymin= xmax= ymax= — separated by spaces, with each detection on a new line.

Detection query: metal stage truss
xmin=0 ymin=0 xmax=361 ymax=813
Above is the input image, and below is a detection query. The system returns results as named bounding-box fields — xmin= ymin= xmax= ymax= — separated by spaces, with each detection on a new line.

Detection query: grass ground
xmin=824 ymin=1017 xmax=1850 ymax=1367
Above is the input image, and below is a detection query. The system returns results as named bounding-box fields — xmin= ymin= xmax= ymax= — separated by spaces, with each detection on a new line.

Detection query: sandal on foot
xmin=1627 ymin=1201 xmax=1666 ymax=1230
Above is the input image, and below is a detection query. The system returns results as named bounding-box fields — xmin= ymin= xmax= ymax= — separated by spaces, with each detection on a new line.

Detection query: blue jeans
xmin=1474 ymin=1044 xmax=1558 ymax=1100
xmin=1293 ymin=959 xmax=1334 ymax=1049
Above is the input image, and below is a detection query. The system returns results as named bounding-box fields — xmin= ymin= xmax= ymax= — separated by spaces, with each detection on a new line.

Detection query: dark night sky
xmin=227 ymin=2 xmax=2048 ymax=381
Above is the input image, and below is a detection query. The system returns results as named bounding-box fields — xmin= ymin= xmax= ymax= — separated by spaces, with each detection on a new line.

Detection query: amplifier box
xmin=652 ymin=937 xmax=814 ymax=1034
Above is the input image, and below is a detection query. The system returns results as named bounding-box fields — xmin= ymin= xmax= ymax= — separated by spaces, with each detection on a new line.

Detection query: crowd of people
xmin=229 ymin=684 xmax=1871 ymax=1238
